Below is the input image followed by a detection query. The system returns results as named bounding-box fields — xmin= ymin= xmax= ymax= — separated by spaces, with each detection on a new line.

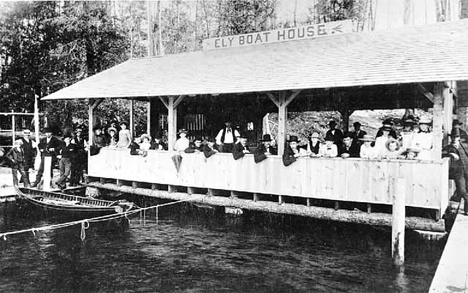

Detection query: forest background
xmin=0 ymin=0 xmax=389 ymax=138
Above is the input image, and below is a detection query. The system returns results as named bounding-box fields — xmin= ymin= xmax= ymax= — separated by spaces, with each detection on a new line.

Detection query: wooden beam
xmin=147 ymin=100 xmax=151 ymax=135
xmin=284 ymin=89 xmax=302 ymax=107
xmin=433 ymin=82 xmax=444 ymax=160
xmin=266 ymin=93 xmax=280 ymax=107
xmin=416 ymin=84 xmax=434 ymax=103
xmin=158 ymin=96 xmax=169 ymax=109
xmin=172 ymin=95 xmax=186 ymax=108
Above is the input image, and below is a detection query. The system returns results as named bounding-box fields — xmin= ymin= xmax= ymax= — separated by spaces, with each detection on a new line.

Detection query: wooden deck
xmin=429 ymin=204 xmax=468 ymax=292
xmin=89 ymin=148 xmax=450 ymax=213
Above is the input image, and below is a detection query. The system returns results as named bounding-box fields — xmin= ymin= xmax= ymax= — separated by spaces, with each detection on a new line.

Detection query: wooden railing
xmin=89 ymin=148 xmax=449 ymax=212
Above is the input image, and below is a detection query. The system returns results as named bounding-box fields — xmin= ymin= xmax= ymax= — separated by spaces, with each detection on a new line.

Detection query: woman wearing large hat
xmin=359 ymin=135 xmax=377 ymax=159
xmin=411 ymin=117 xmax=433 ymax=160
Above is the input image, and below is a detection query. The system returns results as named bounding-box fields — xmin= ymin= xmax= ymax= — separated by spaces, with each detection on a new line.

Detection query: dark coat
xmin=254 ymin=144 xmax=277 ymax=163
xmin=59 ymin=142 xmax=76 ymax=159
xmin=282 ymin=145 xmax=297 ymax=167
xmin=20 ymin=137 xmax=36 ymax=166
xmin=38 ymin=136 xmax=61 ymax=157
xmin=232 ymin=142 xmax=250 ymax=160
xmin=185 ymin=143 xmax=204 ymax=153
xmin=6 ymin=147 xmax=25 ymax=168
xmin=325 ymin=129 xmax=344 ymax=147
xmin=338 ymin=144 xmax=359 ymax=157
xmin=308 ymin=140 xmax=320 ymax=155
xmin=350 ymin=130 xmax=366 ymax=155
xmin=442 ymin=143 xmax=468 ymax=179
xmin=150 ymin=141 xmax=167 ymax=151
xmin=129 ymin=142 xmax=140 ymax=155
xmin=375 ymin=128 xmax=398 ymax=140
xmin=203 ymin=144 xmax=219 ymax=158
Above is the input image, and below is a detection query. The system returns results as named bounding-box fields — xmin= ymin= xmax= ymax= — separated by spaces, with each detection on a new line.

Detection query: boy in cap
xmin=7 ymin=139 xmax=31 ymax=187
xmin=442 ymin=129 xmax=468 ymax=214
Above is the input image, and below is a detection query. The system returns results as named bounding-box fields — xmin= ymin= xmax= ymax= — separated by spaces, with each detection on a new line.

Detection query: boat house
xmin=42 ymin=19 xmax=468 ymax=232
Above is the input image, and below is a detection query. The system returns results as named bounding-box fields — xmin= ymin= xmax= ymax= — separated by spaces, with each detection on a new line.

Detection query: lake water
xmin=0 ymin=200 xmax=444 ymax=292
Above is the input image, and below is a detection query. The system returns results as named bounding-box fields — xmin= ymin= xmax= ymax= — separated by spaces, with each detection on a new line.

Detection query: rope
xmin=0 ymin=199 xmax=188 ymax=241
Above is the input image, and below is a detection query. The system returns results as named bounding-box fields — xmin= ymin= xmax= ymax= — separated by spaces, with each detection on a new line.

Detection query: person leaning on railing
xmin=232 ymin=135 xmax=250 ymax=160
xmin=185 ymin=137 xmax=204 ymax=154
xmin=202 ymin=137 xmax=219 ymax=158
xmin=254 ymin=134 xmax=277 ymax=163
xmin=283 ymin=135 xmax=308 ymax=166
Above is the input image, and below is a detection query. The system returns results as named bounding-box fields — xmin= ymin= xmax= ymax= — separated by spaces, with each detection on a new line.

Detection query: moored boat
xmin=15 ymin=186 xmax=136 ymax=216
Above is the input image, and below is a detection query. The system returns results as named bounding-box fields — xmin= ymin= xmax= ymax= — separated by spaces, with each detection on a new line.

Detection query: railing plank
xmin=89 ymin=148 xmax=449 ymax=209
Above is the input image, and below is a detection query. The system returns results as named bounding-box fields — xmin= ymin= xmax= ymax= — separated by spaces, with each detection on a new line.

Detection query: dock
xmin=429 ymin=202 xmax=468 ymax=292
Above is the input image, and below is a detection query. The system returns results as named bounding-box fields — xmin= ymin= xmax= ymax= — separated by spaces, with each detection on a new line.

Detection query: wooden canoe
xmin=15 ymin=187 xmax=136 ymax=216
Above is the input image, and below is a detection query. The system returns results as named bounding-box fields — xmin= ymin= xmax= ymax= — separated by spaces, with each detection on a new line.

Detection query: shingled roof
xmin=43 ymin=19 xmax=468 ymax=101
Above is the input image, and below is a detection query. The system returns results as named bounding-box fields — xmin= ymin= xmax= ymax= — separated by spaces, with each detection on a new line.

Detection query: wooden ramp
xmin=430 ymin=204 xmax=468 ymax=292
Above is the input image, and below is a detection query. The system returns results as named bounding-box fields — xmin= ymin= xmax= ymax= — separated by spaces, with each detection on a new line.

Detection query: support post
xmin=34 ymin=94 xmax=40 ymax=143
xmin=443 ymin=81 xmax=454 ymax=146
xmin=43 ymin=156 xmax=52 ymax=191
xmin=88 ymin=100 xmax=94 ymax=150
xmin=11 ymin=111 xmax=15 ymax=146
xmin=392 ymin=177 xmax=406 ymax=266
xmin=433 ymin=83 xmax=444 ymax=160
xmin=167 ymin=96 xmax=176 ymax=151
xmin=277 ymin=93 xmax=287 ymax=156
xmin=147 ymin=101 xmax=151 ymax=135
xmin=129 ymin=99 xmax=135 ymax=138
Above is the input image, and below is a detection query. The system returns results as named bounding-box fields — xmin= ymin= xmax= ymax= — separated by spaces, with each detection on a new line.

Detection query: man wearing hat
xmin=6 ymin=139 xmax=30 ymax=187
xmin=216 ymin=121 xmax=240 ymax=153
xmin=203 ymin=137 xmax=219 ymax=158
xmin=452 ymin=119 xmax=468 ymax=143
xmin=254 ymin=134 xmax=277 ymax=163
xmin=70 ymin=126 xmax=87 ymax=186
xmin=350 ymin=122 xmax=367 ymax=155
xmin=32 ymin=128 xmax=61 ymax=188
xmin=232 ymin=134 xmax=250 ymax=160
xmin=412 ymin=118 xmax=433 ymax=160
xmin=283 ymin=135 xmax=308 ymax=166
xmin=56 ymin=133 xmax=76 ymax=190
xmin=442 ymin=129 xmax=468 ymax=214
xmin=20 ymin=129 xmax=36 ymax=182
xmin=325 ymin=120 xmax=344 ymax=147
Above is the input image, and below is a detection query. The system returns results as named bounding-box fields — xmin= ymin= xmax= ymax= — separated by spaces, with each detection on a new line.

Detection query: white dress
xmin=412 ymin=132 xmax=432 ymax=160
xmin=174 ymin=137 xmax=190 ymax=152
xmin=360 ymin=144 xmax=376 ymax=159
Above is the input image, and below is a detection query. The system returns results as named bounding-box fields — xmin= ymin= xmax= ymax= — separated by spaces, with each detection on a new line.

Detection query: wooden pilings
xmin=43 ymin=156 xmax=52 ymax=191
xmin=392 ymin=178 xmax=406 ymax=266
xmin=86 ymin=181 xmax=445 ymax=232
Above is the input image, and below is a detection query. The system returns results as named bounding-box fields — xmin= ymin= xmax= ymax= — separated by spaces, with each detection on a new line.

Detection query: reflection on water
xmin=0 ymin=201 xmax=445 ymax=292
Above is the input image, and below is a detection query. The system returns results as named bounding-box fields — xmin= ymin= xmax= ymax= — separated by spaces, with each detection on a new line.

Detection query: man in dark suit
xmin=350 ymin=122 xmax=366 ymax=155
xmin=339 ymin=132 xmax=359 ymax=158
xmin=32 ymin=128 xmax=61 ymax=188
xmin=70 ymin=127 xmax=86 ymax=186
xmin=442 ymin=129 xmax=468 ymax=215
xmin=20 ymin=129 xmax=36 ymax=182
xmin=254 ymin=134 xmax=277 ymax=163
xmin=325 ymin=120 xmax=343 ymax=147
xmin=452 ymin=119 xmax=468 ymax=143
xmin=7 ymin=140 xmax=31 ymax=187
xmin=56 ymin=133 xmax=76 ymax=190
xmin=232 ymin=135 xmax=250 ymax=160
xmin=185 ymin=137 xmax=204 ymax=153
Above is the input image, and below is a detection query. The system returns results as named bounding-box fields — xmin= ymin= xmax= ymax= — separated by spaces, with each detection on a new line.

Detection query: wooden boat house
xmin=42 ymin=19 xmax=468 ymax=232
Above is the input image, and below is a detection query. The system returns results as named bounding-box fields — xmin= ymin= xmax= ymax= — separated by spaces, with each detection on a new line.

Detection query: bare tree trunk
xmin=158 ymin=0 xmax=164 ymax=55
xmin=202 ymin=0 xmax=210 ymax=38
xmin=293 ymin=0 xmax=298 ymax=26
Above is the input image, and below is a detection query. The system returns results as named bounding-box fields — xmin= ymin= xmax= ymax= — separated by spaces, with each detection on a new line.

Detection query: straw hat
xmin=107 ymin=126 xmax=117 ymax=134
xmin=385 ymin=138 xmax=401 ymax=151
xmin=359 ymin=135 xmax=375 ymax=142
xmin=140 ymin=134 xmax=151 ymax=142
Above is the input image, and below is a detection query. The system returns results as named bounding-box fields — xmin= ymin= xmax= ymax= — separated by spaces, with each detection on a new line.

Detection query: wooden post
xmin=433 ymin=83 xmax=444 ymax=160
xmin=129 ymin=99 xmax=135 ymax=138
xmin=34 ymin=94 xmax=40 ymax=144
xmin=253 ymin=193 xmax=259 ymax=202
xmin=392 ymin=177 xmax=406 ymax=266
xmin=443 ymin=81 xmax=454 ymax=146
xmin=278 ymin=92 xmax=287 ymax=156
xmin=187 ymin=187 xmax=194 ymax=195
xmin=11 ymin=110 xmax=15 ymax=146
xmin=147 ymin=101 xmax=151 ymax=135
xmin=43 ymin=156 xmax=52 ymax=191
xmin=168 ymin=96 xmax=176 ymax=151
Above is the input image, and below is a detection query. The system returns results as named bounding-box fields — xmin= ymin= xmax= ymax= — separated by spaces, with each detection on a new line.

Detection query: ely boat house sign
xmin=202 ymin=20 xmax=354 ymax=50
